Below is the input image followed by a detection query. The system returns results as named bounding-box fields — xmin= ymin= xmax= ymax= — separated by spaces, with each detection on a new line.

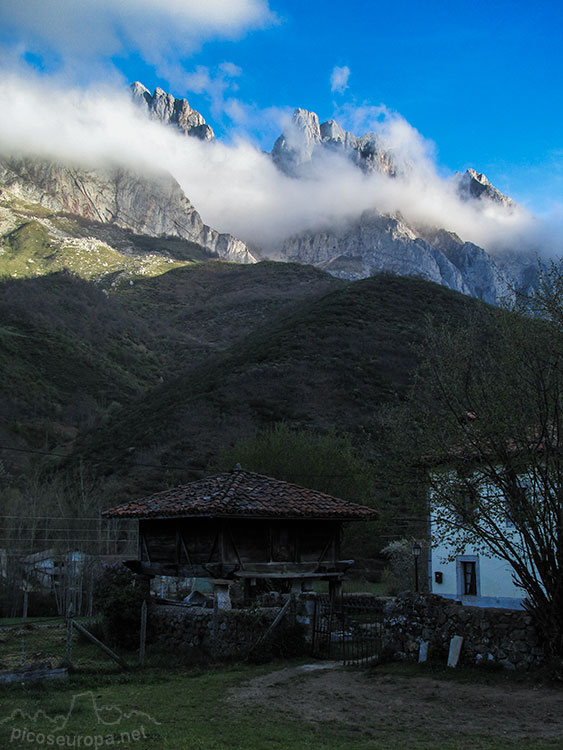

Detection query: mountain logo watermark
xmin=1 ymin=690 xmax=161 ymax=746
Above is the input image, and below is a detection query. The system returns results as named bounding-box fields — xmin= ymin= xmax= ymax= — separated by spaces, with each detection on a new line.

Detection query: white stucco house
xmin=428 ymin=475 xmax=529 ymax=610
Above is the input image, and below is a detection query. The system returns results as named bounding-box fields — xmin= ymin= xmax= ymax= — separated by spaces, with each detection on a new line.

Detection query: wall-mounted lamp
xmin=412 ymin=541 xmax=422 ymax=593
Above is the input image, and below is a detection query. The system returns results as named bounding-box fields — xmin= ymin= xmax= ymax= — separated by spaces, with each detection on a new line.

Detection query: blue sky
xmin=1 ymin=0 xmax=562 ymax=214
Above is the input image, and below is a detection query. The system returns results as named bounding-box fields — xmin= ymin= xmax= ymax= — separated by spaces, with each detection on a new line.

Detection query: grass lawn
xmin=0 ymin=618 xmax=117 ymax=673
xmin=1 ymin=655 xmax=562 ymax=750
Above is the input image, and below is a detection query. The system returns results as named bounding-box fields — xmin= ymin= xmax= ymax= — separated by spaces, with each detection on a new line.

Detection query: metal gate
xmin=311 ymin=595 xmax=384 ymax=665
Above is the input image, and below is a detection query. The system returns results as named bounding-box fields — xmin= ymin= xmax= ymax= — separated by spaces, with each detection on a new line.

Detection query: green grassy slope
xmin=0 ymin=190 xmax=215 ymax=283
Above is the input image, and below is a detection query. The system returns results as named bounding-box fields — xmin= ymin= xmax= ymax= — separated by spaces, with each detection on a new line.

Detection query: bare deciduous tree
xmin=387 ymin=269 xmax=563 ymax=668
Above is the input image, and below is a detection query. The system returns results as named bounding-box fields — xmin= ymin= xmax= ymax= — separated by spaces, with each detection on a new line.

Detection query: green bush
xmin=93 ymin=563 xmax=148 ymax=650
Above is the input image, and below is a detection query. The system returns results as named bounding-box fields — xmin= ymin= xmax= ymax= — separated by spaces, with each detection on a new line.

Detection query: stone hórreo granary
xmin=102 ymin=468 xmax=378 ymax=597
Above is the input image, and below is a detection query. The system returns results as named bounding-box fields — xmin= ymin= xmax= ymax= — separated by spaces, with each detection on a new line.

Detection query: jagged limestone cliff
xmin=272 ymin=108 xmax=396 ymax=178
xmin=457 ymin=168 xmax=515 ymax=209
xmin=0 ymin=157 xmax=256 ymax=265
xmin=0 ymin=82 xmax=537 ymax=303
xmin=130 ymin=81 xmax=215 ymax=141
xmin=269 ymin=108 xmax=533 ymax=303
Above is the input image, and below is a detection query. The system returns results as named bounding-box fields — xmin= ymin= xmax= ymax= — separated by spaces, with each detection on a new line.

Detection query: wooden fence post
xmin=22 ymin=588 xmax=29 ymax=621
xmin=249 ymin=596 xmax=292 ymax=656
xmin=65 ymin=602 xmax=73 ymax=665
xmin=139 ymin=600 xmax=147 ymax=666
xmin=71 ymin=620 xmax=128 ymax=670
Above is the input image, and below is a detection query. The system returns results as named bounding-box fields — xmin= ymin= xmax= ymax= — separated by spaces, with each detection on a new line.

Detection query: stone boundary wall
xmin=149 ymin=603 xmax=279 ymax=657
xmin=149 ymin=593 xmax=389 ymax=656
xmin=383 ymin=593 xmax=544 ymax=669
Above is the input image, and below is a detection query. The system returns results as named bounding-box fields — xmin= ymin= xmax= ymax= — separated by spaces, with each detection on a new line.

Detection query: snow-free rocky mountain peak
xmin=457 ymin=167 xmax=515 ymax=209
xmin=272 ymin=107 xmax=396 ymax=178
xmin=131 ymin=81 xmax=215 ymax=141
xmin=269 ymin=107 xmax=536 ymax=303
xmin=0 ymin=83 xmax=256 ymax=284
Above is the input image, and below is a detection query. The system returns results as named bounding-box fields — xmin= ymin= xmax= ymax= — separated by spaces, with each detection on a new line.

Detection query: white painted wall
xmin=430 ymin=533 xmax=526 ymax=609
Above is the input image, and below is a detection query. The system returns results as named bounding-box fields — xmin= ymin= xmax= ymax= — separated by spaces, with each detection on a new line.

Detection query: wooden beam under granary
xmin=102 ymin=468 xmax=378 ymax=589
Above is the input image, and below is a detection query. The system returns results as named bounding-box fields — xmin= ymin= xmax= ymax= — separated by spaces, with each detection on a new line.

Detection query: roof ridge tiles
xmin=102 ymin=468 xmax=378 ymax=521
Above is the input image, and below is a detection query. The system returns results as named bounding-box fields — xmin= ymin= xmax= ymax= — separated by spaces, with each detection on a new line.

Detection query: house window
xmin=456 ymin=556 xmax=479 ymax=599
xmin=504 ymin=504 xmax=515 ymax=529
xmin=452 ymin=484 xmax=479 ymax=527
xmin=461 ymin=561 xmax=477 ymax=595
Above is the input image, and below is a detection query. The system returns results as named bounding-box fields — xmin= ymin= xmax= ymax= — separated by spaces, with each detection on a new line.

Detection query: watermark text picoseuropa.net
xmin=1 ymin=690 xmax=161 ymax=746
xmin=10 ymin=726 xmax=149 ymax=746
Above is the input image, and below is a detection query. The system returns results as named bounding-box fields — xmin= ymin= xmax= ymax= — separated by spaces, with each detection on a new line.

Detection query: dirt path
xmin=230 ymin=663 xmax=563 ymax=742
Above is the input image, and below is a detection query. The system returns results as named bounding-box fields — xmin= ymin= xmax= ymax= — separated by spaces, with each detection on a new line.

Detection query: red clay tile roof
xmin=102 ymin=469 xmax=378 ymax=521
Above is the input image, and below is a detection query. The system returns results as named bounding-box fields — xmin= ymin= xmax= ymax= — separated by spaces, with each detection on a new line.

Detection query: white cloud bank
xmin=0 ymin=74 xmax=558 ymax=257
xmin=1 ymin=0 xmax=277 ymax=85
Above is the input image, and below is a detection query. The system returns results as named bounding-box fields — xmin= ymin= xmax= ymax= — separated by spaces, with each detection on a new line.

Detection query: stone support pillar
xmin=213 ymin=580 xmax=232 ymax=610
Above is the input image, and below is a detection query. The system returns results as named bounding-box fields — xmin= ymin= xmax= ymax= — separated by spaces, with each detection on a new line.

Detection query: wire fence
xmin=0 ymin=516 xmax=138 ymax=618
xmin=0 ymin=615 xmax=120 ymax=675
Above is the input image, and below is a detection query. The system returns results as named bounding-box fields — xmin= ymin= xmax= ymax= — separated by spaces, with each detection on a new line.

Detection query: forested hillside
xmin=1 ymin=257 xmax=491 ymax=557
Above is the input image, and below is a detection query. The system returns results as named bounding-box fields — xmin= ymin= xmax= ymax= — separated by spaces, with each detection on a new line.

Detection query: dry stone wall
xmin=383 ymin=593 xmax=544 ymax=670
xmin=149 ymin=593 xmax=544 ymax=670
xmin=149 ymin=603 xmax=278 ymax=657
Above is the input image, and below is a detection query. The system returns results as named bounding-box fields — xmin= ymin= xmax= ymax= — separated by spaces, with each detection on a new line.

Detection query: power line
xmin=0 ymin=445 xmax=200 ymax=473
xmin=0 ymin=444 xmax=427 ymax=485
xmin=0 ymin=515 xmax=134 ymax=521
xmin=0 ymin=444 xmax=387 ymax=479
xmin=0 ymin=446 xmax=435 ymax=509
